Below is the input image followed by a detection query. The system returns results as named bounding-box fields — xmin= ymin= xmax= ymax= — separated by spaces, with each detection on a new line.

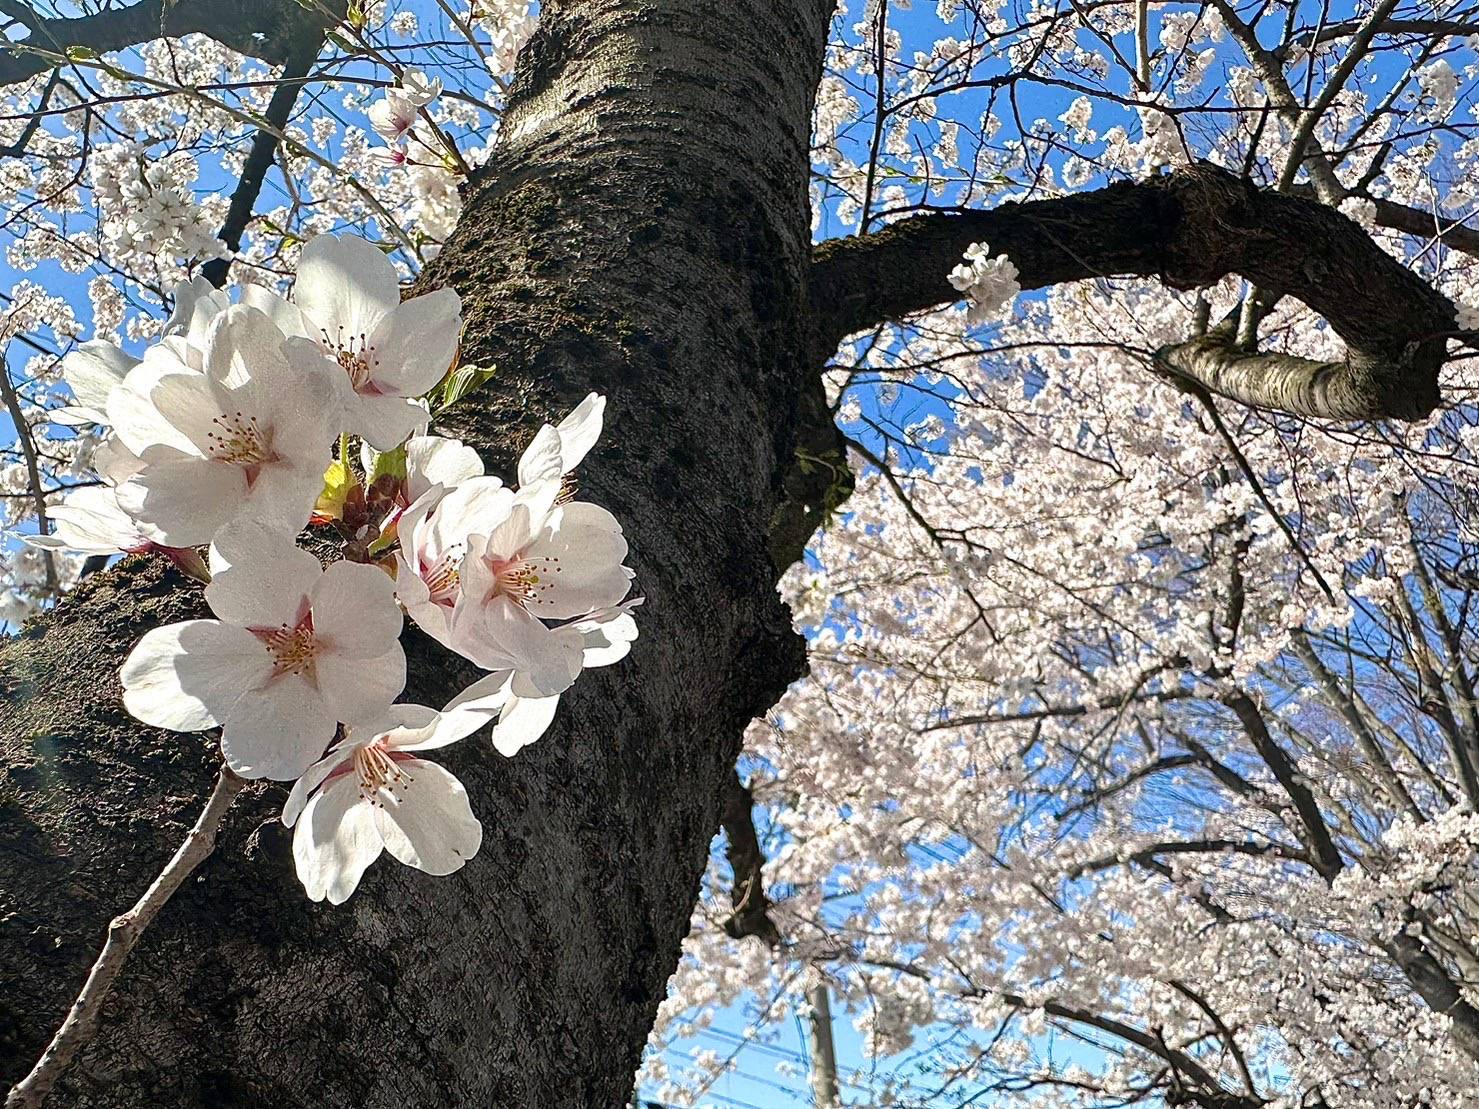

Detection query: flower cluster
xmin=41 ymin=234 xmax=637 ymax=903
xmin=947 ymin=242 xmax=1020 ymax=326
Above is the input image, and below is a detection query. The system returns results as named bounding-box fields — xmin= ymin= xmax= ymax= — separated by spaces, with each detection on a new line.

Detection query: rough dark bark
xmin=811 ymin=163 xmax=1457 ymax=420
xmin=1 ymin=0 xmax=829 ymax=1104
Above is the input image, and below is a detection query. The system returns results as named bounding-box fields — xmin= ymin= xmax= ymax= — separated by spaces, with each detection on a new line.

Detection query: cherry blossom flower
xmin=444 ymin=601 xmax=640 ymax=756
xmin=26 ymin=485 xmax=152 ymax=555
xmin=367 ymin=70 xmax=443 ymax=145
xmin=283 ymin=703 xmax=482 ymax=904
xmin=106 ymin=305 xmax=343 ymax=545
xmin=394 ymin=395 xmax=630 ymax=695
xmin=121 ymin=521 xmax=406 ymax=780
xmin=242 ymin=234 xmax=461 ymax=448
xmin=394 ymin=473 xmax=514 ymax=649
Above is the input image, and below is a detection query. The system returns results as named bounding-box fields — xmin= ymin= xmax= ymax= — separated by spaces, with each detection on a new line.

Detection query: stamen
xmin=205 ymin=411 xmax=273 ymax=465
xmin=354 ymin=743 xmax=414 ymax=807
xmin=421 ymin=545 xmax=464 ymax=605
xmin=484 ymin=553 xmax=562 ymax=608
xmin=251 ymin=612 xmax=317 ymax=678
xmin=323 ymin=327 xmax=377 ymax=391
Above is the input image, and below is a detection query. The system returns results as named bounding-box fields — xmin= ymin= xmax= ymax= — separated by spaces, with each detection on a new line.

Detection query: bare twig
xmin=0 ymin=339 xmax=58 ymax=593
xmin=6 ymin=767 xmax=246 ymax=1109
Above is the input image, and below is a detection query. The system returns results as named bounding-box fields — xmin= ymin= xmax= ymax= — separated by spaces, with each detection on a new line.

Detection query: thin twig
xmin=0 ymin=337 xmax=58 ymax=593
xmin=6 ymin=767 xmax=246 ymax=1109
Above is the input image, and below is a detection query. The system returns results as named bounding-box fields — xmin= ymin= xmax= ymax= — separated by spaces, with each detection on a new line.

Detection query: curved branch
xmin=809 ymin=164 xmax=1456 ymax=421
xmin=0 ymin=0 xmax=338 ymax=88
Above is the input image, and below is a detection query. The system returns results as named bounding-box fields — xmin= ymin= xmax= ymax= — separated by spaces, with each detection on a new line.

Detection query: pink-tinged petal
xmin=448 ymin=594 xmax=582 ymax=697
xmin=404 ymin=436 xmax=483 ymax=502
xmin=520 ymin=502 xmax=631 ymax=620
xmin=371 ymin=760 xmax=482 ymax=875
xmin=311 ymin=560 xmax=403 ymax=658
xmin=489 ymin=689 xmax=561 ymax=757
xmin=282 ymin=750 xmax=347 ymax=829
xmin=294 ymin=775 xmax=384 ymax=904
xmin=121 ymin=620 xmax=270 ymax=732
xmin=315 ymin=644 xmax=406 ymax=724
xmin=347 ymin=391 xmax=429 ymax=451
xmin=366 ymin=288 xmax=461 ymax=396
xmin=294 ymin=235 xmax=400 ymax=340
xmin=219 ymin=675 xmax=338 ymax=780
xmin=116 ymin=450 xmax=244 ymax=547
xmin=555 ymin=392 xmax=604 ymax=472
xmin=206 ymin=520 xmax=321 ymax=627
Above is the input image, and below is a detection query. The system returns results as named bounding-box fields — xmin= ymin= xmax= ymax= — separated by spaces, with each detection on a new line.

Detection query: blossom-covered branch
xmin=810 ymin=163 xmax=1457 ymax=420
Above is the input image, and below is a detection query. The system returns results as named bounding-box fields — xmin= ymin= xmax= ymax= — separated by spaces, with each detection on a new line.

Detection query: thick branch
xmin=0 ymin=0 xmax=337 ymax=88
xmin=719 ymin=768 xmax=781 ymax=947
xmin=810 ymin=164 xmax=1455 ymax=421
xmin=200 ymin=33 xmax=323 ymax=288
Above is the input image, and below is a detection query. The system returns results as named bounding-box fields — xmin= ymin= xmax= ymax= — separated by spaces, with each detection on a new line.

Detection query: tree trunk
xmin=0 ymin=0 xmax=832 ymax=1103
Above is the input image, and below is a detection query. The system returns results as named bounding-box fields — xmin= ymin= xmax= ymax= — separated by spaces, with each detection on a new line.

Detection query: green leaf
xmin=65 ymin=46 xmax=98 ymax=62
xmin=367 ymin=442 xmax=407 ymax=485
xmin=436 ymin=362 xmax=496 ymax=413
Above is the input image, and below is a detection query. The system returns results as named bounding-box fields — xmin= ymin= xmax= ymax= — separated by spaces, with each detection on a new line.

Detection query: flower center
xmin=206 ymin=411 xmax=274 ymax=466
xmin=323 ymin=327 xmax=377 ymax=392
xmin=354 ymin=742 xmax=413 ymax=806
xmin=484 ymin=552 xmax=561 ymax=609
xmin=251 ymin=611 xmax=317 ymax=679
xmin=421 ymin=545 xmax=463 ymax=605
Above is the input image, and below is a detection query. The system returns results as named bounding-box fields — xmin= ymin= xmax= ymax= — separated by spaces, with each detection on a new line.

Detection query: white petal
xmin=555 ymin=392 xmax=605 ymax=472
xmin=311 ymin=560 xmax=403 ymax=658
xmin=579 ymin=612 xmax=639 ymax=668
xmin=93 ymin=436 xmax=144 ymax=483
xmin=315 ymin=644 xmax=406 ymax=724
xmin=515 ymin=423 xmax=564 ymax=494
xmin=240 ymin=461 xmax=327 ymax=538
xmin=117 ymin=450 xmax=244 ymax=547
xmin=239 ymin=284 xmax=311 ymax=340
xmin=220 ymin=676 xmax=338 ymax=780
xmin=404 ymin=435 xmax=482 ymax=502
xmin=44 ymin=486 xmax=148 ymax=554
xmin=282 ymin=750 xmax=346 ymax=828
xmin=395 ymin=701 xmax=486 ymax=752
xmin=106 ymin=355 xmax=202 ymax=458
xmin=491 ymin=689 xmax=561 ymax=757
xmin=372 ymin=759 xmax=482 ymax=875
xmin=62 ymin=341 xmax=138 ymax=415
xmin=121 ymin=621 xmax=270 ymax=731
xmin=294 ymin=235 xmax=400 ymax=340
xmin=164 ymin=277 xmax=230 ymax=344
xmin=366 ymin=288 xmax=461 ymax=396
xmin=521 ymin=501 xmax=631 ymax=620
xmin=206 ymin=520 xmax=321 ymax=627
xmin=294 ymin=775 xmax=384 ymax=903
xmin=201 ymin=304 xmax=292 ymax=391
xmin=346 ymin=392 xmax=429 ymax=451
